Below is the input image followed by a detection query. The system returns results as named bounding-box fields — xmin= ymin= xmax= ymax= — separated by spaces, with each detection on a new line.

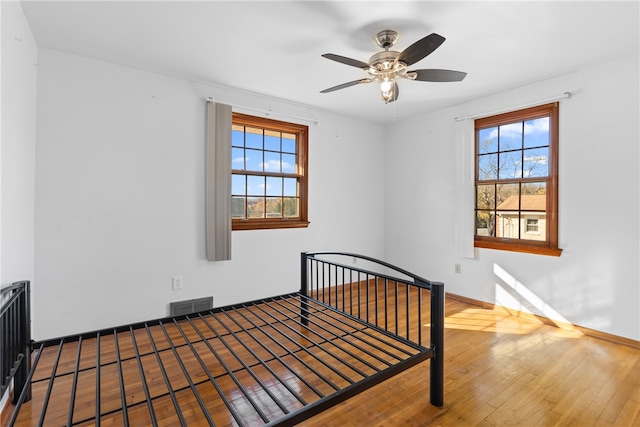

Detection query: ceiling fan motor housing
xmin=369 ymin=51 xmax=401 ymax=69
xmin=368 ymin=50 xmax=408 ymax=82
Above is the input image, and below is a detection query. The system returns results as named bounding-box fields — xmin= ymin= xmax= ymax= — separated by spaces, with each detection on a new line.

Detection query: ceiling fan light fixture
xmin=380 ymin=79 xmax=395 ymax=104
xmin=380 ymin=78 xmax=393 ymax=93
xmin=381 ymin=91 xmax=394 ymax=104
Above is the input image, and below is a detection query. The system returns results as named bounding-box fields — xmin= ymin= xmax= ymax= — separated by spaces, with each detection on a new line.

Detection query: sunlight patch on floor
xmin=444 ymin=307 xmax=544 ymax=334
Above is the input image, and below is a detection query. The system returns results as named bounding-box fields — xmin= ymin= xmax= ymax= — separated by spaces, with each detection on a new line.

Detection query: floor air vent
xmin=169 ymin=297 xmax=214 ymax=316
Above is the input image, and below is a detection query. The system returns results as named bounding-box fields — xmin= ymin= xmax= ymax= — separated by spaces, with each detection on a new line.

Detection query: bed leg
xmin=300 ymin=252 xmax=309 ymax=326
xmin=430 ymin=282 xmax=444 ymax=407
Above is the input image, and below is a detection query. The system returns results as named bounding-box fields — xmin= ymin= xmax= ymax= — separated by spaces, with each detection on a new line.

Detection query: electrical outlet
xmin=172 ymin=276 xmax=184 ymax=290
xmin=454 ymin=264 xmax=461 ymax=274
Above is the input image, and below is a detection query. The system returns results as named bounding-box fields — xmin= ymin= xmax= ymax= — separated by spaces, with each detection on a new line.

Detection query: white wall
xmin=33 ymin=48 xmax=386 ymax=340
xmin=384 ymin=56 xmax=640 ymax=341
xmin=1 ymin=1 xmax=37 ymax=287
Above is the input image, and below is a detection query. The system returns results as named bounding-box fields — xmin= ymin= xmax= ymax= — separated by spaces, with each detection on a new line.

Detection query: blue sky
xmin=231 ymin=129 xmax=297 ymax=197
xmin=478 ymin=117 xmax=549 ymax=179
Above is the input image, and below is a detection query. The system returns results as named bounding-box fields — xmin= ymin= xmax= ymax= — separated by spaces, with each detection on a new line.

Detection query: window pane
xmin=497 ymin=212 xmax=519 ymax=238
xmin=497 ymin=183 xmax=519 ymax=209
xmin=476 ymin=210 xmax=495 ymax=236
xmin=283 ymin=197 xmax=299 ymax=217
xmin=498 ymin=150 xmax=522 ymax=179
xmin=247 ymin=175 xmax=265 ymax=196
xmin=282 ymin=153 xmax=296 ymax=173
xmin=283 ymin=178 xmax=297 ymax=197
xmin=478 ymin=153 xmax=498 ymax=180
xmin=231 ymin=174 xmax=245 ymax=195
xmin=521 ymin=181 xmax=546 ymax=197
xmin=264 ymin=132 xmax=280 ymax=152
xmin=521 ymin=193 xmax=546 ymax=212
xmin=232 ymin=147 xmax=245 ymax=170
xmin=523 ymin=147 xmax=549 ymax=177
xmin=521 ymin=213 xmax=544 ymax=241
xmin=231 ymin=196 xmax=245 ymax=218
xmin=478 ymin=127 xmax=498 ymax=154
xmin=245 ymin=127 xmax=263 ymax=149
xmin=499 ymin=122 xmax=522 ymax=151
xmin=282 ymin=134 xmax=296 ymax=153
xmin=247 ymin=197 xmax=264 ymax=218
xmin=245 ymin=149 xmax=263 ymax=171
xmin=476 ymin=184 xmax=495 ymax=209
xmin=263 ymin=151 xmax=281 ymax=172
xmin=266 ymin=197 xmax=282 ymax=218
xmin=232 ymin=128 xmax=244 ymax=147
xmin=266 ymin=176 xmax=282 ymax=196
xmin=524 ymin=117 xmax=549 ymax=148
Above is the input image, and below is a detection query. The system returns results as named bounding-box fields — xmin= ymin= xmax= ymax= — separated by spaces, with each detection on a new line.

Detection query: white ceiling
xmin=20 ymin=1 xmax=640 ymax=123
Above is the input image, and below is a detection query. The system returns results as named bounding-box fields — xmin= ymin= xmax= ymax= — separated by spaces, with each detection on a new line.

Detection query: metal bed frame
xmin=2 ymin=251 xmax=444 ymax=426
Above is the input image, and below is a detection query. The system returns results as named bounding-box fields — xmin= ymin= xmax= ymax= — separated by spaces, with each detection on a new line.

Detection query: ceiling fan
xmin=320 ymin=30 xmax=467 ymax=103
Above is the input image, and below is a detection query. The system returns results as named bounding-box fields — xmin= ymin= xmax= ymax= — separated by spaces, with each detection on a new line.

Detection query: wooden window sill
xmin=232 ymin=220 xmax=310 ymax=231
xmin=475 ymin=239 xmax=562 ymax=257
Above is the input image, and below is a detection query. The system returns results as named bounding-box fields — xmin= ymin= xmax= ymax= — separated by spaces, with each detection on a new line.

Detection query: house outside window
xmin=495 ymin=195 xmax=544 ymax=240
xmin=474 ymin=103 xmax=561 ymax=256
xmin=231 ymin=113 xmax=309 ymax=230
xmin=526 ymin=217 xmax=540 ymax=234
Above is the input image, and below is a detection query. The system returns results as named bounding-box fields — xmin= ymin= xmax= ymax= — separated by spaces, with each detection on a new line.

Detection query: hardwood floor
xmin=306 ymin=298 xmax=640 ymax=426
xmin=2 ymin=295 xmax=639 ymax=426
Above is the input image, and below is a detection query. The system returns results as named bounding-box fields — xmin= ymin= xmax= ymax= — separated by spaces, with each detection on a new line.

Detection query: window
xmin=474 ymin=103 xmax=561 ymax=256
xmin=231 ymin=113 xmax=309 ymax=230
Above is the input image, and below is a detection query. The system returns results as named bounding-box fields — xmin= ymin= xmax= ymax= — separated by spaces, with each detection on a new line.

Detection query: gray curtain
xmin=206 ymin=102 xmax=232 ymax=261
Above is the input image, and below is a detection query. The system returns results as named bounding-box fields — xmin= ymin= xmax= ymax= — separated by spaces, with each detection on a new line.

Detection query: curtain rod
xmin=454 ymin=92 xmax=572 ymax=122
xmin=206 ymin=97 xmax=319 ymax=125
